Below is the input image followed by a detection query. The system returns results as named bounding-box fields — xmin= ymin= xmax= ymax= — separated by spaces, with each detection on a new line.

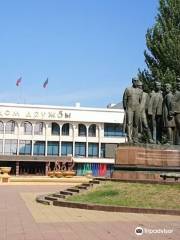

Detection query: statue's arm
xmin=147 ymin=93 xmax=153 ymax=115
xmin=168 ymin=94 xmax=175 ymax=117
xmin=123 ymin=88 xmax=128 ymax=110
xmin=171 ymin=93 xmax=180 ymax=114
xmin=145 ymin=94 xmax=150 ymax=111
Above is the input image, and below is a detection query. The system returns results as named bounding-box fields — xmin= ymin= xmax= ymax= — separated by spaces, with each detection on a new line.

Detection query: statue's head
xmin=136 ymin=80 xmax=143 ymax=89
xmin=164 ymin=83 xmax=171 ymax=93
xmin=154 ymin=81 xmax=161 ymax=91
xmin=132 ymin=77 xmax=138 ymax=88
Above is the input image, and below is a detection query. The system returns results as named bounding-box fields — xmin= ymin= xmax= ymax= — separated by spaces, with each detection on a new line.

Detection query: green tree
xmin=139 ymin=0 xmax=180 ymax=89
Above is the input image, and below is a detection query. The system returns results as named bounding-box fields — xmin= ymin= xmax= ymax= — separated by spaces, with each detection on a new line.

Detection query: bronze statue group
xmin=123 ymin=78 xmax=180 ymax=145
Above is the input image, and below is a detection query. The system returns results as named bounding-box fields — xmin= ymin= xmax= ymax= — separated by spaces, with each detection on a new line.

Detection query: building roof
xmin=0 ymin=102 xmax=124 ymax=124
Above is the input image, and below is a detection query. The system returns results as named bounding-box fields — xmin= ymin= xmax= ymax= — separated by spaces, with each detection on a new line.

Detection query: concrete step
xmin=81 ymin=183 xmax=93 ymax=187
xmin=52 ymin=193 xmax=66 ymax=199
xmin=45 ymin=195 xmax=58 ymax=201
xmin=36 ymin=196 xmax=51 ymax=205
xmin=60 ymin=191 xmax=73 ymax=195
xmin=76 ymin=185 xmax=88 ymax=190
xmin=94 ymin=177 xmax=107 ymax=181
xmin=89 ymin=180 xmax=100 ymax=184
xmin=66 ymin=188 xmax=80 ymax=193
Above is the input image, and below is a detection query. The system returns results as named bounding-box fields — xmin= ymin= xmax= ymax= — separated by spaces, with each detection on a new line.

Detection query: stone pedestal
xmin=0 ymin=167 xmax=11 ymax=183
xmin=112 ymin=143 xmax=180 ymax=181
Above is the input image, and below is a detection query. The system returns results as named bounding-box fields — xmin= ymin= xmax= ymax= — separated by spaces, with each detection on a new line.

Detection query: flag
xmin=43 ymin=78 xmax=48 ymax=88
xmin=16 ymin=77 xmax=22 ymax=87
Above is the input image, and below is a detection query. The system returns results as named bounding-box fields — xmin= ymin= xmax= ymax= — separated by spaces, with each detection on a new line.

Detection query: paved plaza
xmin=0 ymin=183 xmax=179 ymax=240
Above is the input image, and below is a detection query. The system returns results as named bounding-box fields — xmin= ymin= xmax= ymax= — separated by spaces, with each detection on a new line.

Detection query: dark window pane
xmin=24 ymin=122 xmax=32 ymax=135
xmin=19 ymin=140 xmax=32 ymax=155
xmin=61 ymin=142 xmax=73 ymax=156
xmin=47 ymin=141 xmax=59 ymax=156
xmin=104 ymin=123 xmax=124 ymax=137
xmin=78 ymin=124 xmax=86 ymax=136
xmin=88 ymin=124 xmax=96 ymax=137
xmin=75 ymin=142 xmax=86 ymax=157
xmin=5 ymin=121 xmax=16 ymax=134
xmin=88 ymin=143 xmax=98 ymax=157
xmin=51 ymin=123 xmax=60 ymax=135
xmin=0 ymin=122 xmax=4 ymax=134
xmin=101 ymin=143 xmax=105 ymax=158
xmin=62 ymin=123 xmax=69 ymax=136
xmin=33 ymin=141 xmax=45 ymax=155
xmin=0 ymin=139 xmax=3 ymax=153
xmin=4 ymin=139 xmax=18 ymax=155
xmin=34 ymin=122 xmax=43 ymax=135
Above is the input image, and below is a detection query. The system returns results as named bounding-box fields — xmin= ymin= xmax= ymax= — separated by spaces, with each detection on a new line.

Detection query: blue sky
xmin=0 ymin=0 xmax=158 ymax=107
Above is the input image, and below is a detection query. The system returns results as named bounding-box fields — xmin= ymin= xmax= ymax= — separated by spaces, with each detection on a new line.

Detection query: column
xmin=98 ymin=125 xmax=102 ymax=158
xmin=86 ymin=125 xmax=89 ymax=158
xmin=72 ymin=125 xmax=76 ymax=157
xmin=17 ymin=122 xmax=20 ymax=155
xmin=31 ymin=123 xmax=35 ymax=156
xmin=16 ymin=161 xmax=19 ymax=176
xmin=45 ymin=123 xmax=48 ymax=156
xmin=2 ymin=121 xmax=5 ymax=155
xmin=59 ymin=125 xmax=62 ymax=156
xmin=45 ymin=162 xmax=49 ymax=176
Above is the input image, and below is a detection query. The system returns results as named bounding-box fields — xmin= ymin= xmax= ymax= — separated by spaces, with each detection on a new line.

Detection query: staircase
xmin=36 ymin=178 xmax=102 ymax=205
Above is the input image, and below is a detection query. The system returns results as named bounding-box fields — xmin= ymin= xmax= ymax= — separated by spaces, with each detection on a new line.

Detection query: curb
xmin=53 ymin=200 xmax=180 ymax=216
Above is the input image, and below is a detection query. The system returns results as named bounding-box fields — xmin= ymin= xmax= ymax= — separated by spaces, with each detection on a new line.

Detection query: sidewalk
xmin=0 ymin=184 xmax=179 ymax=240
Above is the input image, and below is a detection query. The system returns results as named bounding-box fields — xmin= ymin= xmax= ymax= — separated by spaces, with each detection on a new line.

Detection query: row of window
xmin=0 ymin=121 xmax=124 ymax=137
xmin=0 ymin=140 xmax=106 ymax=157
xmin=51 ymin=123 xmax=97 ymax=136
xmin=0 ymin=121 xmax=44 ymax=135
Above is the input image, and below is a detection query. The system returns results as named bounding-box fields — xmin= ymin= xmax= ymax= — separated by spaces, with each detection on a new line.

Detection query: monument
xmin=112 ymin=78 xmax=180 ymax=181
xmin=123 ymin=78 xmax=142 ymax=143
xmin=172 ymin=78 xmax=180 ymax=145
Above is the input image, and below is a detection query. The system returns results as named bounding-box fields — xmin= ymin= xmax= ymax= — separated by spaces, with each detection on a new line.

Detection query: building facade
xmin=0 ymin=103 xmax=125 ymax=176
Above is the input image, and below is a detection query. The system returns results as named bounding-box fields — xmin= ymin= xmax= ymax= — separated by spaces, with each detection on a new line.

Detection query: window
xmin=75 ymin=142 xmax=86 ymax=157
xmin=78 ymin=124 xmax=86 ymax=136
xmin=51 ymin=122 xmax=60 ymax=135
xmin=47 ymin=141 xmax=59 ymax=156
xmin=62 ymin=123 xmax=69 ymax=136
xmin=0 ymin=139 xmax=3 ymax=154
xmin=34 ymin=122 xmax=43 ymax=135
xmin=19 ymin=140 xmax=32 ymax=155
xmin=61 ymin=142 xmax=73 ymax=156
xmin=23 ymin=122 xmax=32 ymax=135
xmin=101 ymin=143 xmax=105 ymax=158
xmin=33 ymin=141 xmax=45 ymax=155
xmin=0 ymin=122 xmax=4 ymax=134
xmin=5 ymin=121 xmax=16 ymax=134
xmin=4 ymin=139 xmax=17 ymax=155
xmin=88 ymin=143 xmax=98 ymax=157
xmin=104 ymin=123 xmax=123 ymax=137
xmin=88 ymin=124 xmax=96 ymax=137
xmin=101 ymin=143 xmax=118 ymax=158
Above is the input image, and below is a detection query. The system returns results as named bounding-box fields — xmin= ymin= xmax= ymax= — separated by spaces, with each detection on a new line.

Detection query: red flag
xmin=16 ymin=77 xmax=22 ymax=87
xmin=43 ymin=78 xmax=48 ymax=88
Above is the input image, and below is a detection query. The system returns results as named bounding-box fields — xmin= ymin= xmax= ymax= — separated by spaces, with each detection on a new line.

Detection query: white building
xmin=0 ymin=103 xmax=125 ymax=176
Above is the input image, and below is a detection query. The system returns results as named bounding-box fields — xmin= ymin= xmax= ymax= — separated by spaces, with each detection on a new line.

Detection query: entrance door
xmin=19 ymin=162 xmax=45 ymax=175
xmin=0 ymin=161 xmax=16 ymax=175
